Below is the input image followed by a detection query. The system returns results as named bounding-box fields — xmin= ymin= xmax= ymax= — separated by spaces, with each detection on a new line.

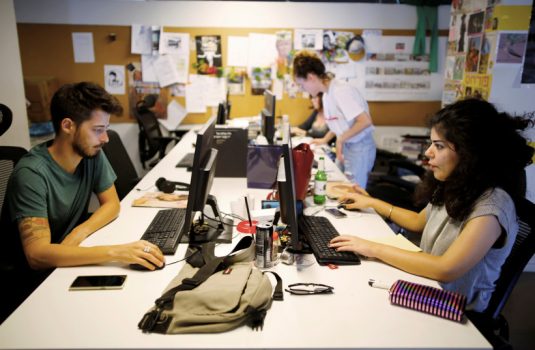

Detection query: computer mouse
xmin=129 ymin=262 xmax=165 ymax=271
xmin=337 ymin=199 xmax=354 ymax=208
xmin=338 ymin=199 xmax=360 ymax=211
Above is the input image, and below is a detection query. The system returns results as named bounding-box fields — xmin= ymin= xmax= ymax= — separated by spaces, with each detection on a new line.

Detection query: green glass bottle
xmin=314 ymin=156 xmax=327 ymax=205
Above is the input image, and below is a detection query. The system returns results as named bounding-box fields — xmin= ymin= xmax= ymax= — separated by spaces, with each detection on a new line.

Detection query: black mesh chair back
xmin=135 ymin=103 xmax=162 ymax=165
xmin=468 ymin=197 xmax=535 ymax=349
xmin=133 ymin=101 xmax=179 ymax=169
xmin=102 ymin=129 xmax=140 ymax=200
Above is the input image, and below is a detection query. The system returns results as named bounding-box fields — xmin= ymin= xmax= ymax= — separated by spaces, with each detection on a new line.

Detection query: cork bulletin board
xmin=17 ymin=23 xmax=446 ymax=127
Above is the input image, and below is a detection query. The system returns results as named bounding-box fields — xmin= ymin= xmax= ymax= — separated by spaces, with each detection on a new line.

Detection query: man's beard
xmin=73 ymin=139 xmax=100 ymax=159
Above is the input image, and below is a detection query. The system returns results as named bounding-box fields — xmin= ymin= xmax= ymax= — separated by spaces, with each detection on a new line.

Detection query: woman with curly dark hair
xmin=330 ymin=98 xmax=534 ymax=311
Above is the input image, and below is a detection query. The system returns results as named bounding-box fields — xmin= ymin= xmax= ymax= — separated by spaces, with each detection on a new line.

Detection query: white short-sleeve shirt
xmin=322 ymin=79 xmax=373 ymax=143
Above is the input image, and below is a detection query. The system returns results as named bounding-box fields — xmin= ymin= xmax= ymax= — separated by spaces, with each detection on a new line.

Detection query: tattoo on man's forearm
xmin=19 ymin=217 xmax=50 ymax=246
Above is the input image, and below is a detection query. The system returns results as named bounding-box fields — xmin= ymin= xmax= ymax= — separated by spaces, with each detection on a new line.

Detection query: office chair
xmin=367 ymin=149 xmax=427 ymax=212
xmin=133 ymin=97 xmax=181 ymax=169
xmin=102 ymin=129 xmax=140 ymax=200
xmin=0 ymin=146 xmax=31 ymax=323
xmin=467 ymin=197 xmax=535 ymax=350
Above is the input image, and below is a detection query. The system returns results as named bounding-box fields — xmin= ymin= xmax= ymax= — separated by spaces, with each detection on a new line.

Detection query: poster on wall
xmin=294 ymin=29 xmax=323 ymax=50
xmin=226 ymin=67 xmax=246 ymax=95
xmin=463 ymin=73 xmax=492 ymax=100
xmin=466 ymin=35 xmax=482 ymax=73
xmin=496 ymin=32 xmax=528 ymax=64
xmin=159 ymin=32 xmax=189 ymax=56
xmin=195 ymin=35 xmax=222 ymax=74
xmin=131 ymin=25 xmax=153 ymax=54
xmin=496 ymin=32 xmax=528 ymax=63
xmin=360 ymin=36 xmax=446 ymax=101
xmin=104 ymin=65 xmax=125 ymax=95
xmin=521 ymin=3 xmax=535 ymax=84
xmin=478 ymin=32 xmax=497 ymax=74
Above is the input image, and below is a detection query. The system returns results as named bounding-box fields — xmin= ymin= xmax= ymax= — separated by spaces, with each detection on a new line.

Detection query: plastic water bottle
xmin=314 ymin=156 xmax=327 ymax=205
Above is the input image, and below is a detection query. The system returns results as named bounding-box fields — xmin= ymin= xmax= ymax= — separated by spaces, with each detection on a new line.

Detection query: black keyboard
xmin=299 ymin=215 xmax=361 ymax=265
xmin=176 ymin=153 xmax=194 ymax=168
xmin=140 ymin=208 xmax=186 ymax=254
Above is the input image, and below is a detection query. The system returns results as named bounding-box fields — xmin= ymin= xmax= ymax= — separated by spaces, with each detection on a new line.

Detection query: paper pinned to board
xmin=72 ymin=32 xmax=95 ymax=63
xmin=158 ymin=100 xmax=187 ymax=131
xmin=367 ymin=234 xmax=422 ymax=252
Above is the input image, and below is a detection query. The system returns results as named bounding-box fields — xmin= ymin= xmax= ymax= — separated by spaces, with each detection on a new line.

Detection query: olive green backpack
xmin=138 ymin=236 xmax=283 ymax=334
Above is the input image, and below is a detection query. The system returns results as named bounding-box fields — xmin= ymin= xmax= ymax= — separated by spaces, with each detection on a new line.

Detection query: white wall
xmin=0 ymin=0 xmax=30 ymax=149
xmin=14 ymin=0 xmax=451 ymax=29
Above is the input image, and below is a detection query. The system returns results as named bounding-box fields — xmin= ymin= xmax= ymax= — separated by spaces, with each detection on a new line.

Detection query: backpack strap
xmin=263 ymin=271 xmax=284 ymax=301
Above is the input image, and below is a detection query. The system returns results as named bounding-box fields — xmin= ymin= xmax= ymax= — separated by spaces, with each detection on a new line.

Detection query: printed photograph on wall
xmin=453 ymin=55 xmax=465 ymax=80
xmin=457 ymin=14 xmax=468 ymax=53
xmin=226 ymin=67 xmax=246 ymax=95
xmin=478 ymin=33 xmax=497 ymax=74
xmin=250 ymin=67 xmax=272 ymax=95
xmin=159 ymin=32 xmax=189 ymax=56
xmin=463 ymin=73 xmax=491 ymax=100
xmin=496 ymin=32 xmax=528 ymax=64
xmin=445 ymin=56 xmax=455 ymax=80
xmin=276 ymin=31 xmax=293 ymax=77
xmin=294 ymin=29 xmax=323 ymax=50
xmin=468 ymin=11 xmax=485 ymax=35
xmin=465 ymin=35 xmax=482 ymax=72
xmin=195 ymin=35 xmax=222 ymax=74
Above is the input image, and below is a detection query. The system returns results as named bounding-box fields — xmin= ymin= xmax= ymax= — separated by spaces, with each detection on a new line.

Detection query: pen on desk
xmin=368 ymin=279 xmax=391 ymax=290
xmin=244 ymin=196 xmax=253 ymax=226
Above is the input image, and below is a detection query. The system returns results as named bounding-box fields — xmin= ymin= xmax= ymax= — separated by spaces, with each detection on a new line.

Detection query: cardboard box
xmin=24 ymin=77 xmax=58 ymax=123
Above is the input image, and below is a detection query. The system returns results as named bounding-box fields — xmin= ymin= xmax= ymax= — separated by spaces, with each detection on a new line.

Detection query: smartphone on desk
xmin=69 ymin=275 xmax=127 ymax=291
xmin=325 ymin=208 xmax=347 ymax=219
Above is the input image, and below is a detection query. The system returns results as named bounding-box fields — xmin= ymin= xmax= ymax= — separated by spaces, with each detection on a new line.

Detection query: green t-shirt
xmin=7 ymin=141 xmax=117 ymax=243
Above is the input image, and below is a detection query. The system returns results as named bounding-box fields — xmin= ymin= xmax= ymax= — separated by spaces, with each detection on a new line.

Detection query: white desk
xmin=0 ymin=130 xmax=490 ymax=349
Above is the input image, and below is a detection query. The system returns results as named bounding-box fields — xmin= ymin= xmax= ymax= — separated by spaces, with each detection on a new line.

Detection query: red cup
xmin=237 ymin=220 xmax=258 ymax=234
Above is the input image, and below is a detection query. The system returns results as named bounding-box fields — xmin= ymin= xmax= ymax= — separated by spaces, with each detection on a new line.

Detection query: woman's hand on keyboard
xmin=329 ymin=235 xmax=377 ymax=259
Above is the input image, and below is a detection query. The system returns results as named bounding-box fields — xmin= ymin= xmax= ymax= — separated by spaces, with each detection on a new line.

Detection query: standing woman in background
xmin=293 ymin=51 xmax=376 ymax=188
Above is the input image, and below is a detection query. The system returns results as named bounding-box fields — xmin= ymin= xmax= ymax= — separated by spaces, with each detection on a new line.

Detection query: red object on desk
xmin=237 ymin=220 xmax=258 ymax=234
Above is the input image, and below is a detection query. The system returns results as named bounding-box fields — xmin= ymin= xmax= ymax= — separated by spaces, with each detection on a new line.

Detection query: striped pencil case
xmin=388 ymin=280 xmax=467 ymax=322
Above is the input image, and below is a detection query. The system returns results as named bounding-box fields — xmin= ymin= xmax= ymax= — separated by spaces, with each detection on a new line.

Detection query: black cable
xmin=164 ymin=248 xmax=200 ymax=266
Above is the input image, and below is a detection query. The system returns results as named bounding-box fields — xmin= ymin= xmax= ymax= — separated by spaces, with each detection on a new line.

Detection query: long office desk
xmin=0 ymin=130 xmax=491 ymax=349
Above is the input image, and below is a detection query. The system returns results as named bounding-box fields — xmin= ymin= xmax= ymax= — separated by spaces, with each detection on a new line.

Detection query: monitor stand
xmin=181 ymin=195 xmax=233 ymax=244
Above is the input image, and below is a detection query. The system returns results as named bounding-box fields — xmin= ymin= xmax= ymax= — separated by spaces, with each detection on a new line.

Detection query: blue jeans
xmin=336 ymin=135 xmax=376 ymax=188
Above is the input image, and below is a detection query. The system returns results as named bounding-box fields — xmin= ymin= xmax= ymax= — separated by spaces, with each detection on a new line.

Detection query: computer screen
xmin=181 ymin=116 xmax=232 ymax=244
xmin=261 ymin=90 xmax=276 ymax=144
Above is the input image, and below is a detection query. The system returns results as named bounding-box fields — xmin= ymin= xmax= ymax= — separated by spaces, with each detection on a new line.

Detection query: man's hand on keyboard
xmin=111 ymin=240 xmax=165 ymax=270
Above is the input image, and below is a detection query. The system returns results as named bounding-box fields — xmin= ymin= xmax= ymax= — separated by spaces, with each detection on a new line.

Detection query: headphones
xmin=155 ymin=177 xmax=190 ymax=194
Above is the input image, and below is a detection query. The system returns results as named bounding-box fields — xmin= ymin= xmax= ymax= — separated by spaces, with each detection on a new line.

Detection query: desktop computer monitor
xmin=261 ymin=90 xmax=276 ymax=144
xmin=181 ymin=116 xmax=232 ymax=244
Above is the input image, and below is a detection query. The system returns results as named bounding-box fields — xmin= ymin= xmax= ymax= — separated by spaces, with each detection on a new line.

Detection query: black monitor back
xmin=181 ymin=117 xmax=216 ymax=238
xmin=278 ymin=143 xmax=302 ymax=252
xmin=216 ymin=102 xmax=226 ymax=125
